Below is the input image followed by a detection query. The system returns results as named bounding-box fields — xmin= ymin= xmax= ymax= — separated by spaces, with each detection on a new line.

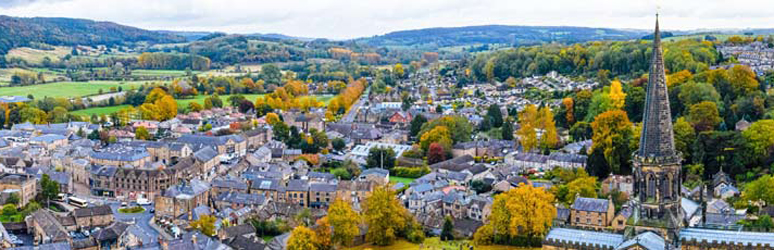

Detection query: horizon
xmin=2 ymin=0 xmax=774 ymax=39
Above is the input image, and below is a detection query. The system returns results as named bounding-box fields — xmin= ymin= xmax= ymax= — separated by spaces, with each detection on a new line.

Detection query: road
xmin=341 ymin=87 xmax=370 ymax=123
xmin=108 ymin=202 xmax=161 ymax=247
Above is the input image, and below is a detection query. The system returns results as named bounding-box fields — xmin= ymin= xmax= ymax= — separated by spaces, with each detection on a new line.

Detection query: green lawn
xmin=71 ymin=105 xmax=131 ymax=116
xmin=0 ymin=214 xmax=23 ymax=223
xmin=389 ymin=176 xmax=416 ymax=185
xmin=0 ymin=80 xmax=162 ymax=99
xmin=118 ymin=206 xmax=145 ymax=214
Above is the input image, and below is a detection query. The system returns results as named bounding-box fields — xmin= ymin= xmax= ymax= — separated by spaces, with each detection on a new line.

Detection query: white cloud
xmin=2 ymin=0 xmax=774 ymax=39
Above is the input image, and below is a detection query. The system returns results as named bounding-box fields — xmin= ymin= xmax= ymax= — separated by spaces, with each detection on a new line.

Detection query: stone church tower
xmin=631 ymin=14 xmax=685 ymax=242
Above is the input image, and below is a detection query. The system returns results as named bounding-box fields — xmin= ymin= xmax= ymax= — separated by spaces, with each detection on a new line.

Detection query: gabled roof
xmin=73 ymin=205 xmax=112 ymax=218
xmin=616 ymin=231 xmax=665 ymax=250
xmin=571 ymin=197 xmax=609 ymax=213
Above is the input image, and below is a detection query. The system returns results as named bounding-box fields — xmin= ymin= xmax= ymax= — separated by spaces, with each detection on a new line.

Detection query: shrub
xmin=391 ymin=166 xmax=430 ymax=178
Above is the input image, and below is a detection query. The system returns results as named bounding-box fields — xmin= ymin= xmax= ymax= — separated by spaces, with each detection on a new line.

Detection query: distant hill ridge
xmin=0 ymin=15 xmax=185 ymax=53
xmin=356 ymin=24 xmax=651 ymax=48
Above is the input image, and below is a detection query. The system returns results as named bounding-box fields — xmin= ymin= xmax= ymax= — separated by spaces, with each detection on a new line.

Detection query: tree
xmin=474 ymin=183 xmax=556 ymax=246
xmin=287 ymin=226 xmax=318 ymax=250
xmin=190 ymin=215 xmax=217 ymax=236
xmin=393 ymin=63 xmax=405 ymax=79
xmin=314 ymin=217 xmax=333 ymax=250
xmin=538 ymin=106 xmax=558 ymax=149
xmin=135 ymin=126 xmax=151 ymax=140
xmin=687 ymin=101 xmax=721 ymax=132
xmin=417 ymin=116 xmax=472 ymax=144
xmin=486 ymin=104 xmax=503 ymax=128
xmin=409 ymin=114 xmax=427 ymax=137
xmin=608 ymin=80 xmax=626 ymax=109
xmin=0 ymin=108 xmax=5 ymax=129
xmin=366 ymin=147 xmax=396 ymax=170
xmin=501 ymin=119 xmax=514 ymax=140
xmin=238 ymin=99 xmax=254 ymax=113
xmin=743 ymin=120 xmax=774 ymax=159
xmin=742 ymin=175 xmax=774 ymax=205
xmin=427 ymin=142 xmax=447 ymax=164
xmin=331 ymin=138 xmax=346 ymax=152
xmin=328 ymin=199 xmax=360 ymax=247
xmin=678 ymin=81 xmax=720 ymax=107
xmin=673 ymin=117 xmax=696 ymax=161
xmin=563 ymin=177 xmax=598 ymax=205
xmin=728 ymin=65 xmax=759 ymax=96
xmin=562 ymin=98 xmax=575 ymax=126
xmin=591 ymin=110 xmax=633 ymax=175
xmin=441 ymin=216 xmax=454 ymax=241
xmin=363 ymin=185 xmax=407 ymax=246
xmin=266 ymin=113 xmax=281 ymax=125
xmin=569 ymin=121 xmax=592 ymax=141
xmin=419 ymin=126 xmax=452 ymax=152
xmin=188 ymin=102 xmax=203 ymax=112
xmin=470 ymin=179 xmax=492 ymax=194
xmin=6 ymin=193 xmax=19 ymax=205
xmin=40 ymin=174 xmax=59 ymax=208
xmin=517 ymin=105 xmax=539 ymax=152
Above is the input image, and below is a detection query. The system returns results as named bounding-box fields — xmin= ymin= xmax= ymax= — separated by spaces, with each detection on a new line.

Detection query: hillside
xmin=0 ymin=15 xmax=186 ymax=55
xmin=358 ymin=25 xmax=650 ymax=49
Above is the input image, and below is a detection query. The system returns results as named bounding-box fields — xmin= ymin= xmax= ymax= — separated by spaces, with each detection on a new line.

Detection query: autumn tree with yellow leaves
xmin=608 ymin=80 xmax=627 ymax=110
xmin=327 ymin=199 xmax=361 ymax=247
xmin=287 ymin=226 xmax=318 ymax=250
xmin=474 ymin=183 xmax=556 ymax=247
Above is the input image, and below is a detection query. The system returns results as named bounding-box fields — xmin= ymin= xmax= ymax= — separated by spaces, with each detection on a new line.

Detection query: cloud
xmin=2 ymin=0 xmax=774 ymax=39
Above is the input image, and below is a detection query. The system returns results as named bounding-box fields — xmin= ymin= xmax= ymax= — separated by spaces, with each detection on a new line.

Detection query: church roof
xmin=637 ymin=15 xmax=678 ymax=160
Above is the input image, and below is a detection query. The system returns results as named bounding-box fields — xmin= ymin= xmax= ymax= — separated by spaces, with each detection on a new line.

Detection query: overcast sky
xmin=2 ymin=0 xmax=773 ymax=39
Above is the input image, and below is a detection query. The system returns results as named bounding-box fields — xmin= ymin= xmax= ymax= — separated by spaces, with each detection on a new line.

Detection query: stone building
xmin=0 ymin=173 xmax=37 ymax=208
xmin=569 ymin=197 xmax=615 ymax=230
xmin=154 ymin=179 xmax=211 ymax=223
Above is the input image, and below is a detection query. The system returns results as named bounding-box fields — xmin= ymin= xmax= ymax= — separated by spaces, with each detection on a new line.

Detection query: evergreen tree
xmin=486 ymin=104 xmax=503 ymax=127
xmin=441 ymin=216 xmax=454 ymax=241
xmin=409 ymin=115 xmax=427 ymax=137
xmin=502 ymin=119 xmax=514 ymax=140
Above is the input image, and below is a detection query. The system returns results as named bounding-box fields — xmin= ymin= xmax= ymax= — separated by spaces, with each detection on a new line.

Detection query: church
xmin=542 ymin=15 xmax=774 ymax=250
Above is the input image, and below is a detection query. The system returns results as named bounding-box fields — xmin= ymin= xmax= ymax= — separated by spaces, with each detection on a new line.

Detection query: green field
xmin=71 ymin=105 xmax=131 ymax=116
xmin=0 ymin=80 xmax=162 ymax=99
xmin=389 ymin=176 xmax=416 ymax=185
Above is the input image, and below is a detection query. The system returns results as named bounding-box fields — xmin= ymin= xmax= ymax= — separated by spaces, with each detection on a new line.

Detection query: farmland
xmin=0 ymin=80 xmax=162 ymax=99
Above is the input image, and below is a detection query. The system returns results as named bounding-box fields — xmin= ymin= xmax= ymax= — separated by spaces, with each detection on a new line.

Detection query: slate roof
xmin=222 ymin=224 xmax=255 ymax=239
xmin=193 ymin=146 xmax=219 ymax=162
xmin=164 ymin=179 xmax=211 ymax=199
xmin=250 ymin=178 xmax=281 ymax=191
xmin=545 ymin=228 xmax=623 ymax=249
xmin=0 ymin=96 xmax=31 ymax=103
xmin=704 ymin=212 xmax=746 ymax=226
xmin=211 ymin=177 xmax=248 ymax=190
xmin=30 ymin=210 xmax=69 ymax=243
xmin=616 ymin=231 xmax=665 ymax=250
xmin=310 ymin=183 xmax=337 ymax=192
xmin=9 ymin=242 xmax=71 ymax=250
xmin=360 ymin=168 xmax=389 ymax=177
xmin=178 ymin=134 xmax=245 ymax=146
xmin=30 ymin=134 xmax=67 ymax=143
xmin=90 ymin=145 xmax=150 ymax=162
xmin=286 ymin=179 xmax=309 ymax=192
xmin=73 ymin=205 xmax=112 ymax=218
xmin=679 ymin=228 xmax=774 ymax=247
xmin=571 ymin=197 xmax=609 ymax=213
xmin=217 ymin=191 xmax=266 ymax=206
xmin=93 ymin=222 xmax=130 ymax=241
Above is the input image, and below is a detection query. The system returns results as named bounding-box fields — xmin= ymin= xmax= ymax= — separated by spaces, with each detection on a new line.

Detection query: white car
xmin=136 ymin=198 xmax=151 ymax=205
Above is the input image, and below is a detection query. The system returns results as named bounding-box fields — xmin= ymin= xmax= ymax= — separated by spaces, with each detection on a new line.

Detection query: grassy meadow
xmin=0 ymin=80 xmax=161 ymax=99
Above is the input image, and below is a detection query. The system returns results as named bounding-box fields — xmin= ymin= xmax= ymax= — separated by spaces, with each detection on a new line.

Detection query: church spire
xmin=637 ymin=14 xmax=677 ymax=160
